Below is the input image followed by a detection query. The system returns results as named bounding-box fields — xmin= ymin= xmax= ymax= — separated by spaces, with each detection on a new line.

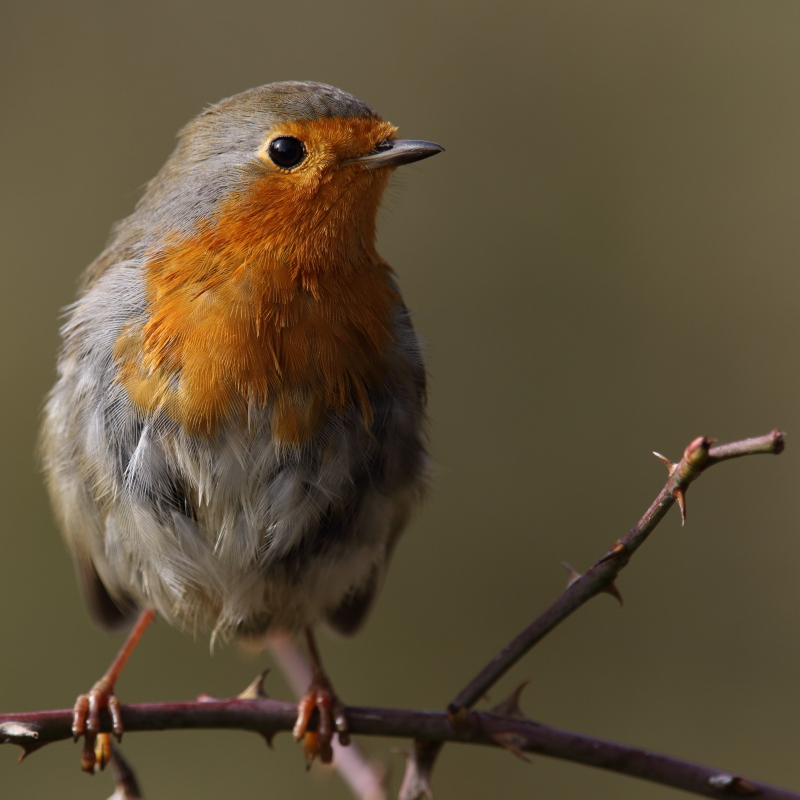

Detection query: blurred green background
xmin=2 ymin=1 xmax=800 ymax=798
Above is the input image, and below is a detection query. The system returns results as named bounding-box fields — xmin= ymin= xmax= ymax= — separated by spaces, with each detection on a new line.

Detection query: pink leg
xmin=72 ymin=608 xmax=155 ymax=772
xmin=292 ymin=628 xmax=350 ymax=765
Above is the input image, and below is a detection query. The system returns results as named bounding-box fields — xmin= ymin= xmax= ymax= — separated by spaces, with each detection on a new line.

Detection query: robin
xmin=41 ymin=81 xmax=442 ymax=771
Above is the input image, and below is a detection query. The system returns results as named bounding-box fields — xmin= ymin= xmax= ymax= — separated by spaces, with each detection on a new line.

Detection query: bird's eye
xmin=267 ymin=137 xmax=306 ymax=169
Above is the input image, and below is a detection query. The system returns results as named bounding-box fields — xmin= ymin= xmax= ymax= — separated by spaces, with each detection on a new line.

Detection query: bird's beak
xmin=347 ymin=139 xmax=444 ymax=170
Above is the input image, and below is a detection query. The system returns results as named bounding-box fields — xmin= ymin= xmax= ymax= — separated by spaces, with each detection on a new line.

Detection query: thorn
xmin=489 ymin=679 xmax=531 ymax=720
xmin=562 ymin=562 xmax=581 ymax=588
xmin=489 ymin=731 xmax=531 ymax=763
xmin=196 ymin=693 xmax=220 ymax=703
xmin=708 ymin=773 xmax=759 ymax=795
xmin=1 ymin=722 xmax=44 ymax=763
xmin=16 ymin=740 xmax=46 ymax=763
xmin=238 ymin=669 xmax=270 ymax=700
xmin=653 ymin=451 xmax=677 ymax=475
xmin=602 ymin=581 xmax=624 ymax=607
xmin=673 ymin=486 xmax=687 ymax=525
xmin=261 ymin=732 xmax=275 ymax=750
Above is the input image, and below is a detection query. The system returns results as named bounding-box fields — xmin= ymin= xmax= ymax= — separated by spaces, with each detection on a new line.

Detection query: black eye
xmin=267 ymin=137 xmax=306 ymax=169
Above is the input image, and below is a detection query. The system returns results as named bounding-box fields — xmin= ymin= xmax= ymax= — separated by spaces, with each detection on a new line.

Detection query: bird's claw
xmin=293 ymin=681 xmax=349 ymax=765
xmin=72 ymin=678 xmax=123 ymax=773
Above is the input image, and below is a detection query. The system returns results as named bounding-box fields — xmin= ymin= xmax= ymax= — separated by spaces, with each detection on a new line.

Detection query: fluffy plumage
xmin=41 ymin=82 xmax=430 ymax=643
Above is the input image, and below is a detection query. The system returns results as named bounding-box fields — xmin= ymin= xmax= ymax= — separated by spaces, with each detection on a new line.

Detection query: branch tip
xmin=684 ymin=436 xmax=711 ymax=469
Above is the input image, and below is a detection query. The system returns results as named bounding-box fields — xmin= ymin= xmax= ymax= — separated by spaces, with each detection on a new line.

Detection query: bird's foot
xmin=293 ymin=673 xmax=350 ymax=766
xmin=72 ymin=676 xmax=123 ymax=773
xmin=70 ymin=608 xmax=155 ymax=773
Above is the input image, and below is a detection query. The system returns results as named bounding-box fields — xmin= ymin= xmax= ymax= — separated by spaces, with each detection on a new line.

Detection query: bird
xmin=40 ymin=81 xmax=442 ymax=772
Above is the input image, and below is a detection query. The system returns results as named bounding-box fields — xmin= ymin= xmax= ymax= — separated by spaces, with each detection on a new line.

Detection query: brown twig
xmin=401 ymin=430 xmax=786 ymax=798
xmin=0 ymin=695 xmax=798 ymax=799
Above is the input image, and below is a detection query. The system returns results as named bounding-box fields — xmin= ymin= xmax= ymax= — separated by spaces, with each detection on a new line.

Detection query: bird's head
xmin=136 ymin=81 xmax=443 ymax=270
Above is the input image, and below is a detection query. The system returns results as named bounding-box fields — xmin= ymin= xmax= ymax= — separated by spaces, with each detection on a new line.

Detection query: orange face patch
xmin=258 ymin=116 xmax=398 ymax=176
xmin=115 ymin=116 xmax=400 ymax=443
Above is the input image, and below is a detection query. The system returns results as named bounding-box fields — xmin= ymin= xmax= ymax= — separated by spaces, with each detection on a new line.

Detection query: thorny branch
xmin=1 ymin=691 xmax=798 ymax=799
xmin=449 ymin=431 xmax=785 ymax=712
xmin=0 ymin=431 xmax=789 ymax=800
xmin=401 ymin=429 xmax=786 ymax=798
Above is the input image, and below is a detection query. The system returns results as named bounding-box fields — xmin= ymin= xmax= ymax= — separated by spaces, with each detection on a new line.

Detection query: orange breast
xmin=114 ymin=117 xmax=399 ymax=444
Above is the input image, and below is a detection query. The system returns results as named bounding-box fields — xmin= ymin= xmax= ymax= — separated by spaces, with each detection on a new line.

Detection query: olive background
xmin=2 ymin=2 xmax=800 ymax=798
